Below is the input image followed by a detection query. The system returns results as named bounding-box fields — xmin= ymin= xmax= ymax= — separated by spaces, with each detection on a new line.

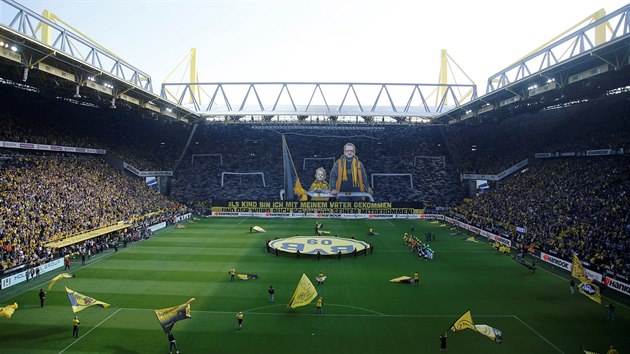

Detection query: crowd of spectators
xmin=444 ymin=94 xmax=630 ymax=174
xmin=443 ymin=92 xmax=630 ymax=279
xmin=0 ymin=152 xmax=180 ymax=271
xmin=170 ymin=123 xmax=463 ymax=205
xmin=452 ymin=156 xmax=630 ymax=277
xmin=449 ymin=156 xmax=630 ymax=279
xmin=0 ymin=86 xmax=189 ymax=171
xmin=2 ymin=79 xmax=628 ymax=285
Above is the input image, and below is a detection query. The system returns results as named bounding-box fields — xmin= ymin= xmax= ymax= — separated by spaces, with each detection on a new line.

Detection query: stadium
xmin=0 ymin=1 xmax=629 ymax=353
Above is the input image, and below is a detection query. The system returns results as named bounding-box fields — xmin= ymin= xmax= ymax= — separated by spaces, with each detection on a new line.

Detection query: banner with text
xmin=211 ymin=200 xmax=423 ymax=215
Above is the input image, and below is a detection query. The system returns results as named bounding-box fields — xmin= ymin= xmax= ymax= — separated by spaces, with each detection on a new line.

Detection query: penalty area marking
xmin=58 ymin=308 xmax=122 ymax=354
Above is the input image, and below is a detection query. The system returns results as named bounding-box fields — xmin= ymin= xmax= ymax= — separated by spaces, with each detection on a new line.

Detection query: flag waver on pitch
xmin=154 ymin=298 xmax=196 ymax=333
xmin=288 ymin=273 xmax=318 ymax=309
xmin=48 ymin=273 xmax=75 ymax=291
xmin=65 ymin=287 xmax=110 ymax=313
xmin=450 ymin=310 xmax=502 ymax=343
xmin=282 ymin=135 xmax=307 ymax=201
xmin=0 ymin=303 xmax=18 ymax=318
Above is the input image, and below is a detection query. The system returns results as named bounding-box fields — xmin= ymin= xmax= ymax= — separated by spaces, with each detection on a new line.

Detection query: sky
xmin=5 ymin=0 xmax=630 ymax=96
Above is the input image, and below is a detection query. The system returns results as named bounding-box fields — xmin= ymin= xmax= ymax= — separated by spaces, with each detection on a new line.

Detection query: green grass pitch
xmin=1 ymin=218 xmax=628 ymax=354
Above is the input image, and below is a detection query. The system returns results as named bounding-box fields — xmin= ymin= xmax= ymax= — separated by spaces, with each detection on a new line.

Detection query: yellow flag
xmin=389 ymin=276 xmax=413 ymax=283
xmin=287 ymin=274 xmax=318 ymax=309
xmin=450 ymin=310 xmax=476 ymax=331
xmin=252 ymin=226 xmax=266 ymax=233
xmin=450 ymin=310 xmax=503 ymax=343
xmin=0 ymin=303 xmax=18 ymax=319
xmin=65 ymin=287 xmax=110 ymax=313
xmin=578 ymin=282 xmax=601 ymax=304
xmin=48 ymin=273 xmax=75 ymax=291
xmin=237 ymin=274 xmax=258 ymax=280
xmin=572 ymin=254 xmax=590 ymax=283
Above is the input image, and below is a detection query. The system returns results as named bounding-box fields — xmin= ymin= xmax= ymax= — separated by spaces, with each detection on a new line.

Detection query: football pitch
xmin=1 ymin=217 xmax=628 ymax=354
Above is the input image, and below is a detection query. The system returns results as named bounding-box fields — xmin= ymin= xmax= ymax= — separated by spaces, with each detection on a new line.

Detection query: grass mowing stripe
xmin=2 ymin=218 xmax=628 ymax=354
xmin=58 ymin=308 xmax=122 ymax=354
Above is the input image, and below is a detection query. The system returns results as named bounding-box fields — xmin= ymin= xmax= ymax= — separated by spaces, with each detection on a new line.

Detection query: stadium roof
xmin=1 ymin=0 xmax=629 ymax=125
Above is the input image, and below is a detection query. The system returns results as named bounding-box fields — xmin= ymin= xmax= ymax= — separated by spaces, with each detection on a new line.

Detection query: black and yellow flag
xmin=572 ymin=254 xmax=591 ymax=283
xmin=578 ymin=282 xmax=602 ymax=304
xmin=287 ymin=274 xmax=318 ymax=309
xmin=154 ymin=298 xmax=196 ymax=333
xmin=282 ymin=135 xmax=307 ymax=201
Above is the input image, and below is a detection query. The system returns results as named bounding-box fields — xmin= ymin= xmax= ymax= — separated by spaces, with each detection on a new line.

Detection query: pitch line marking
xmin=513 ymin=315 xmax=565 ymax=354
xmin=122 ymin=306 xmax=512 ymax=319
xmin=58 ymin=308 xmax=122 ymax=354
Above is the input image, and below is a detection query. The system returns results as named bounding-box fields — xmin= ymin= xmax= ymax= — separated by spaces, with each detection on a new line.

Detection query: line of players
xmin=403 ymin=232 xmax=434 ymax=260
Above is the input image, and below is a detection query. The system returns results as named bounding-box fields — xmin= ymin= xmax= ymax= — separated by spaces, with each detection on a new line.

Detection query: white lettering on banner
xmin=604 ymin=277 xmax=630 ymax=296
xmin=211 ymin=212 xmax=428 ymax=219
xmin=2 ymin=277 xmax=11 ymax=289
xmin=39 ymin=258 xmax=64 ymax=274
xmin=462 ymin=173 xmax=497 ymax=181
xmin=490 ymin=235 xmax=512 ymax=247
xmin=586 ymin=149 xmax=612 ymax=156
xmin=148 ymin=222 xmax=167 ymax=232
xmin=175 ymin=213 xmax=192 ymax=222
xmin=1 ymin=258 xmax=64 ymax=289
xmin=369 ymin=214 xmax=394 ymax=219
xmin=123 ymin=163 xmax=173 ymax=177
xmin=480 ymin=230 xmax=493 ymax=239
xmin=540 ymin=252 xmax=571 ymax=271
xmin=0 ymin=140 xmax=105 ymax=154
xmin=212 ymin=212 xmax=239 ymax=217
